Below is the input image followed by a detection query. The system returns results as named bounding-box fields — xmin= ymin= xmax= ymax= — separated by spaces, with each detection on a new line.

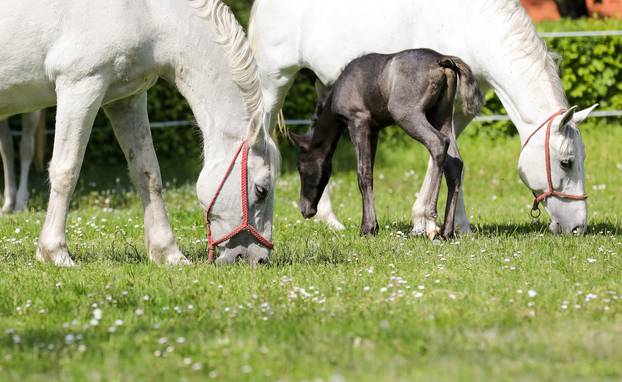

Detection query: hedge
xmin=10 ymin=12 xmax=622 ymax=165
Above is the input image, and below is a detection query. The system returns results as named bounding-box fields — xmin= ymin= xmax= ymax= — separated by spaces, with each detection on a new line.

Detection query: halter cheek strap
xmin=521 ymin=109 xmax=587 ymax=218
xmin=204 ymin=140 xmax=273 ymax=262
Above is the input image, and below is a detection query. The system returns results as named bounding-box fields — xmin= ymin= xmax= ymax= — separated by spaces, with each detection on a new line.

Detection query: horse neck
xmin=155 ymin=0 xmax=261 ymax=156
xmin=473 ymin=0 xmax=569 ymax=144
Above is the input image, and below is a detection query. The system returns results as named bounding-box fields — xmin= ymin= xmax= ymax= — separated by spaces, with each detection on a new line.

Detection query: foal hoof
xmin=360 ymin=223 xmax=379 ymax=236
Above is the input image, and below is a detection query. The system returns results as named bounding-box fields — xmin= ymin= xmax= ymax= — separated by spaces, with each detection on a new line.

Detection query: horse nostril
xmin=572 ymin=225 xmax=586 ymax=235
xmin=235 ymin=253 xmax=244 ymax=262
xmin=257 ymin=257 xmax=269 ymax=265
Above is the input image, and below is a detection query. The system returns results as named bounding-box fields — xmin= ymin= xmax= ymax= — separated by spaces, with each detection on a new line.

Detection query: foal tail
xmin=439 ymin=57 xmax=483 ymax=117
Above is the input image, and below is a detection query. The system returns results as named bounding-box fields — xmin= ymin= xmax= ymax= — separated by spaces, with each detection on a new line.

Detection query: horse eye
xmin=560 ymin=159 xmax=573 ymax=169
xmin=254 ymin=185 xmax=268 ymax=200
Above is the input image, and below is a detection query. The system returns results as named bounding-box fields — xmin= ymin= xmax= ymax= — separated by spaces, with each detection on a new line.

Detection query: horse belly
xmin=285 ymin=0 xmax=474 ymax=83
xmin=0 ymin=1 xmax=60 ymax=117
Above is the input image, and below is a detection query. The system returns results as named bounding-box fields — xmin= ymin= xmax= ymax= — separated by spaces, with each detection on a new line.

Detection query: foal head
xmin=518 ymin=105 xmax=597 ymax=234
xmin=291 ymin=90 xmax=343 ymax=218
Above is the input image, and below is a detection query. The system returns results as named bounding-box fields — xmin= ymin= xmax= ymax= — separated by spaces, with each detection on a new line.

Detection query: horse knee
xmin=48 ymin=165 xmax=79 ymax=194
xmin=132 ymin=168 xmax=162 ymax=195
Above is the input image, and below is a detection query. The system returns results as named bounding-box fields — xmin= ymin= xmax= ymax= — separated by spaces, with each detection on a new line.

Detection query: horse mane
xmin=188 ymin=0 xmax=280 ymax=177
xmin=188 ymin=0 xmax=264 ymax=142
xmin=484 ymin=0 xmax=568 ymax=107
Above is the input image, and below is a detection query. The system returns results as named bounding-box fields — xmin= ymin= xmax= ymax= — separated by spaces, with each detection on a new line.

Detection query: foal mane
xmin=188 ymin=0 xmax=264 ymax=143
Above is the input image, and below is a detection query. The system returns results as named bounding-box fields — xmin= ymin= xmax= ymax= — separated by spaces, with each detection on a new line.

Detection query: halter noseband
xmin=520 ymin=109 xmax=587 ymax=218
xmin=204 ymin=140 xmax=273 ymax=262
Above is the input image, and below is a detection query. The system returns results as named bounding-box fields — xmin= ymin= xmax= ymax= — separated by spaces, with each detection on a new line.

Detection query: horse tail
xmin=439 ymin=57 xmax=483 ymax=117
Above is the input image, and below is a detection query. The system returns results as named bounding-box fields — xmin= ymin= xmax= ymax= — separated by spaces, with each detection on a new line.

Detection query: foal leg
xmin=441 ymin=136 xmax=463 ymax=238
xmin=313 ymin=80 xmax=345 ymax=231
xmin=104 ymin=93 xmax=189 ymax=265
xmin=0 ymin=119 xmax=17 ymax=214
xmin=15 ymin=111 xmax=40 ymax=211
xmin=349 ymin=118 xmax=380 ymax=236
xmin=450 ymin=111 xmax=474 ymax=234
xmin=37 ymin=77 xmax=106 ymax=266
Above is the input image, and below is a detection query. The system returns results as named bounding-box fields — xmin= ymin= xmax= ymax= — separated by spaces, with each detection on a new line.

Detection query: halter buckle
xmin=530 ymin=203 xmax=542 ymax=219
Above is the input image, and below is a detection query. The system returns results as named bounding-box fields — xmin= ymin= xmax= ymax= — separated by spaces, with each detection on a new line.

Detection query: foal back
xmin=329 ymin=49 xmax=481 ymax=129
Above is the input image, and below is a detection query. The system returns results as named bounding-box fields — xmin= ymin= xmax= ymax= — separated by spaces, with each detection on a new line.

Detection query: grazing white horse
xmin=250 ymin=0 xmax=597 ymax=235
xmin=0 ymin=0 xmax=279 ymax=266
xmin=0 ymin=111 xmax=45 ymax=213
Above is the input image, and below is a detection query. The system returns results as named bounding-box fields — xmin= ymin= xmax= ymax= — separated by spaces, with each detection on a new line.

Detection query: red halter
xmin=521 ymin=109 xmax=587 ymax=218
xmin=204 ymin=140 xmax=273 ymax=262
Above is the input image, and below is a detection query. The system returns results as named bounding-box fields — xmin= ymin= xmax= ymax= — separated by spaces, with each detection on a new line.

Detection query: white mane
xmin=189 ymin=0 xmax=264 ymax=142
xmin=485 ymin=0 xmax=568 ymax=107
xmin=188 ymin=0 xmax=280 ymax=175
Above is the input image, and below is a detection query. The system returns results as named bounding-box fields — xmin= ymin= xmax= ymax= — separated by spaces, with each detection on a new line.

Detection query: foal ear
xmin=290 ymin=131 xmax=312 ymax=151
xmin=572 ymin=104 xmax=599 ymax=125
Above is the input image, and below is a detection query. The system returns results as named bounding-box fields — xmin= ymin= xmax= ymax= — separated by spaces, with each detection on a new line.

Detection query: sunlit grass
xmin=1 ymin=126 xmax=621 ymax=381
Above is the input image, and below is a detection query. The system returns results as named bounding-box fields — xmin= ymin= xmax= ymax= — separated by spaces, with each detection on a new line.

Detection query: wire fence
xmin=7 ymin=29 xmax=622 ymax=137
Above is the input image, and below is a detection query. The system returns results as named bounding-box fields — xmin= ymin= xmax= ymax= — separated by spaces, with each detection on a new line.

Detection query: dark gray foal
xmin=291 ymin=49 xmax=482 ymax=238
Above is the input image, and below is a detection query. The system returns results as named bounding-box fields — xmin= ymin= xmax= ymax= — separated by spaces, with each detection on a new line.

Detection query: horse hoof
xmin=411 ymin=216 xmax=429 ymax=236
xmin=317 ymin=213 xmax=346 ymax=231
xmin=153 ymin=249 xmax=191 ymax=266
xmin=426 ymin=221 xmax=442 ymax=241
xmin=36 ymin=246 xmax=76 ymax=267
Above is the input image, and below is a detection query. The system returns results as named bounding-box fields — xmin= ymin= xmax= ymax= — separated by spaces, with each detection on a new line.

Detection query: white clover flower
xmin=527 ymin=290 xmax=537 ymax=298
xmin=93 ymin=308 xmax=103 ymax=320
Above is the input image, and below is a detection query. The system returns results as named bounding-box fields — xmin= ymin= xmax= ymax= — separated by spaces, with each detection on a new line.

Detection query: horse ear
xmin=572 ymin=104 xmax=599 ymax=125
xmin=290 ymin=131 xmax=312 ymax=151
xmin=557 ymin=106 xmax=579 ymax=129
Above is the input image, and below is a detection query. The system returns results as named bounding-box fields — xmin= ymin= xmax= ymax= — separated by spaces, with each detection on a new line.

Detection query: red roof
xmin=520 ymin=0 xmax=622 ymax=20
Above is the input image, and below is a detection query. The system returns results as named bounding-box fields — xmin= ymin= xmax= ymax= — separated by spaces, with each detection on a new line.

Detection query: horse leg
xmin=412 ymin=109 xmax=472 ymax=235
xmin=15 ymin=111 xmax=40 ymax=211
xmin=37 ymin=76 xmax=106 ymax=266
xmin=103 ymin=93 xmax=189 ymax=265
xmin=399 ymin=114 xmax=449 ymax=240
xmin=348 ymin=118 xmax=379 ymax=236
xmin=0 ymin=119 xmax=17 ymax=214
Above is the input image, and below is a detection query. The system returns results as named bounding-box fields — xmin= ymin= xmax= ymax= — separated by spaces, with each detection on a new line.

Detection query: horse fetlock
xmin=15 ymin=189 xmax=29 ymax=211
xmin=146 ymin=233 xmax=189 ymax=265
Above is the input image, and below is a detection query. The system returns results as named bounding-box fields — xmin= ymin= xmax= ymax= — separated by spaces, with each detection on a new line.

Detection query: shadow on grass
xmin=374 ymin=219 xmax=622 ymax=238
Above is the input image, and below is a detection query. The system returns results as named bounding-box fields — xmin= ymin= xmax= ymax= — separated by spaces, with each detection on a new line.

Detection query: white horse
xmin=0 ymin=111 xmax=45 ymax=213
xmin=250 ymin=0 xmax=597 ymax=235
xmin=0 ymin=0 xmax=279 ymax=266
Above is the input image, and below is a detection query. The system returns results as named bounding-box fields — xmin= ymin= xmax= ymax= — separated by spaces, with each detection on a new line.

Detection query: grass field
xmin=1 ymin=125 xmax=621 ymax=381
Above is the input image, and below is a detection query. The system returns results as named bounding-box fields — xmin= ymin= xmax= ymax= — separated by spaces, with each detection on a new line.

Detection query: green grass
xmin=1 ymin=126 xmax=621 ymax=381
